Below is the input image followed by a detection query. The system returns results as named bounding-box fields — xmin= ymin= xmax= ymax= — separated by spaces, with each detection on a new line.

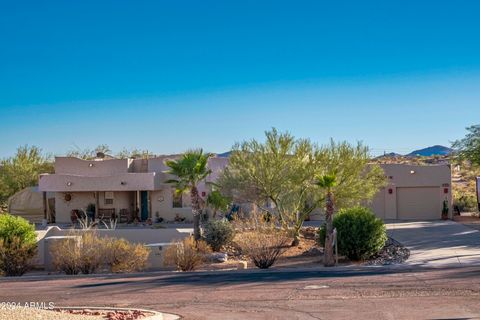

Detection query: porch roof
xmin=39 ymin=172 xmax=163 ymax=192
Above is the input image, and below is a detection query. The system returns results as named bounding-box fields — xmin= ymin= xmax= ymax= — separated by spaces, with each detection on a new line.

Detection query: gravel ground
xmin=365 ymin=237 xmax=410 ymax=265
xmin=0 ymin=307 xmax=102 ymax=320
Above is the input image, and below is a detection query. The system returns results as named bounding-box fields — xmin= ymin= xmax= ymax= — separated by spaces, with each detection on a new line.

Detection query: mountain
xmin=375 ymin=152 xmax=403 ymax=159
xmin=216 ymin=151 xmax=232 ymax=158
xmin=406 ymin=145 xmax=453 ymax=157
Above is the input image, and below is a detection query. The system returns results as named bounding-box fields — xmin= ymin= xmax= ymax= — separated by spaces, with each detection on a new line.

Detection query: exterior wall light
xmin=89 ymin=163 xmax=94 ymax=167
xmin=388 ymin=188 xmax=393 ymax=194
xmin=120 ymin=181 xmax=126 ymax=185
xmin=67 ymin=182 xmax=73 ymax=186
xmin=410 ymin=170 xmax=416 ymax=174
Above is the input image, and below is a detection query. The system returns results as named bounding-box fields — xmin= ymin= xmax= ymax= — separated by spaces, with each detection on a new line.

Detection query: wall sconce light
xmin=67 ymin=182 xmax=73 ymax=186
xmin=201 ymin=191 xmax=206 ymax=197
xmin=89 ymin=163 xmax=94 ymax=167
xmin=388 ymin=188 xmax=393 ymax=194
xmin=444 ymin=188 xmax=449 ymax=194
xmin=120 ymin=181 xmax=126 ymax=185
xmin=410 ymin=170 xmax=416 ymax=174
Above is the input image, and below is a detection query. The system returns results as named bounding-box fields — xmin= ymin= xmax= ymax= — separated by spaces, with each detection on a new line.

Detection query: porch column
xmin=95 ymin=191 xmax=99 ymax=221
xmin=136 ymin=190 xmax=141 ymax=219
xmin=42 ymin=192 xmax=47 ymax=220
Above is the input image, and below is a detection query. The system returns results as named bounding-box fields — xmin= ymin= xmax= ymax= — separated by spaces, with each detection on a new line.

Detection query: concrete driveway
xmin=386 ymin=220 xmax=480 ymax=267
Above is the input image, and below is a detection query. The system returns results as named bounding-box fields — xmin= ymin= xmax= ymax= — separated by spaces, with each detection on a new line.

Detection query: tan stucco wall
xmin=55 ymin=192 xmax=96 ymax=223
xmin=151 ymin=189 xmax=194 ymax=222
xmin=370 ymin=164 xmax=452 ymax=220
xmin=39 ymin=172 xmax=160 ymax=192
xmin=36 ymin=226 xmax=193 ymax=268
xmin=54 ymin=157 xmax=131 ymax=176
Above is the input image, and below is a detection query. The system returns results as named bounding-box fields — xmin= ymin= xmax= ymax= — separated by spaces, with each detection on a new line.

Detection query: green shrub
xmin=0 ymin=214 xmax=37 ymax=276
xmin=0 ymin=213 xmax=37 ymax=244
xmin=203 ymin=219 xmax=235 ymax=251
xmin=318 ymin=207 xmax=387 ymax=261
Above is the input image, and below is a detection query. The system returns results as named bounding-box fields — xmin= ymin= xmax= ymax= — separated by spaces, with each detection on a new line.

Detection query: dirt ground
xmin=453 ymin=214 xmax=480 ymax=231
xmin=202 ymin=227 xmax=329 ymax=271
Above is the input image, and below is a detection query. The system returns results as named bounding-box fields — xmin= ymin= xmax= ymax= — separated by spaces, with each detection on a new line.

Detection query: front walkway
xmin=386 ymin=220 xmax=480 ymax=267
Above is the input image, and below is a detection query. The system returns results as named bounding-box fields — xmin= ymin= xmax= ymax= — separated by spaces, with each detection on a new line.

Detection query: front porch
xmin=53 ymin=190 xmax=154 ymax=224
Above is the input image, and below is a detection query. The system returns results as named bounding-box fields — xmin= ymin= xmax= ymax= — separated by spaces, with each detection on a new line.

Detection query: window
xmin=104 ymin=192 xmax=114 ymax=205
xmin=172 ymin=191 xmax=183 ymax=208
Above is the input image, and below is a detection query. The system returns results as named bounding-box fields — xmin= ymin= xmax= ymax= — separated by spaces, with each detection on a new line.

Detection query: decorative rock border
xmin=53 ymin=306 xmax=180 ymax=320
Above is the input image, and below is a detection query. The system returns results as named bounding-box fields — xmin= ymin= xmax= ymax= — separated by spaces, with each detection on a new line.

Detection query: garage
xmin=397 ymin=187 xmax=442 ymax=220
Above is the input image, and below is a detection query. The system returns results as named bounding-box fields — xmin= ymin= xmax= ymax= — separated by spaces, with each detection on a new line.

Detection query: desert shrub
xmin=0 ymin=214 xmax=37 ymax=276
xmin=51 ymin=232 xmax=149 ymax=274
xmin=234 ymin=216 xmax=290 ymax=269
xmin=50 ymin=235 xmax=82 ymax=275
xmin=203 ymin=219 xmax=235 ymax=251
xmin=453 ymin=190 xmax=478 ymax=212
xmin=104 ymin=238 xmax=150 ymax=273
xmin=318 ymin=207 xmax=387 ymax=261
xmin=78 ymin=232 xmax=106 ymax=274
xmin=163 ymin=237 xmax=211 ymax=271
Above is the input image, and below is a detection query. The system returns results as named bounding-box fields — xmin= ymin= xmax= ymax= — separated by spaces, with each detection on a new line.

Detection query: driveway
xmin=386 ymin=220 xmax=480 ymax=267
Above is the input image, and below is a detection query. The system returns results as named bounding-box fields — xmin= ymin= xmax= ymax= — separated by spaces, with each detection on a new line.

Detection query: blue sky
xmin=1 ymin=1 xmax=480 ymax=158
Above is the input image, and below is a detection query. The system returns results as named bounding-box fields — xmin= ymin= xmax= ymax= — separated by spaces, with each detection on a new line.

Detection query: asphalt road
xmin=1 ymin=266 xmax=480 ymax=320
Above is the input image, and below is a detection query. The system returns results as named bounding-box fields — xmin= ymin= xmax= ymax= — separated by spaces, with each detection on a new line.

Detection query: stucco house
xmin=38 ymin=155 xmax=452 ymax=224
xmin=305 ymin=163 xmax=452 ymax=221
xmin=38 ymin=155 xmax=229 ymax=224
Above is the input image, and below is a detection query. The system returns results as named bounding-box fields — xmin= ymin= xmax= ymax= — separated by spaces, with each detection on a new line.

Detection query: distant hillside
xmin=407 ymin=145 xmax=453 ymax=157
xmin=375 ymin=152 xmax=403 ymax=159
xmin=216 ymin=151 xmax=232 ymax=158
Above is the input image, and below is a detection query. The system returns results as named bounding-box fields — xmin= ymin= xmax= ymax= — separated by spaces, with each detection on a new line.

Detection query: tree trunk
xmin=190 ymin=186 xmax=202 ymax=240
xmin=324 ymin=191 xmax=335 ymax=267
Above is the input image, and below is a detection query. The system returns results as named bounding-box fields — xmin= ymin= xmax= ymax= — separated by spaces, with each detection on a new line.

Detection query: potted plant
xmin=442 ymin=199 xmax=449 ymax=220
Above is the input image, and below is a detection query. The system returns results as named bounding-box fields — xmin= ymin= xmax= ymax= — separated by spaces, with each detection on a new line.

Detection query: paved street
xmin=1 ymin=266 xmax=480 ymax=320
xmin=387 ymin=220 xmax=480 ymax=267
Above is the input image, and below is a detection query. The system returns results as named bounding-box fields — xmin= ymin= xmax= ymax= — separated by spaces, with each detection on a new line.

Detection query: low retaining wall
xmin=35 ymin=226 xmax=193 ymax=268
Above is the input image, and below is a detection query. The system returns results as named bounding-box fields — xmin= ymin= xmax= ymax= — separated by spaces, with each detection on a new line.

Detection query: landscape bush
xmin=104 ymin=237 xmax=150 ymax=273
xmin=163 ymin=236 xmax=211 ymax=271
xmin=50 ymin=233 xmax=82 ymax=275
xmin=51 ymin=232 xmax=149 ymax=275
xmin=0 ymin=213 xmax=37 ymax=276
xmin=203 ymin=219 xmax=235 ymax=251
xmin=318 ymin=207 xmax=387 ymax=261
xmin=234 ymin=216 xmax=290 ymax=269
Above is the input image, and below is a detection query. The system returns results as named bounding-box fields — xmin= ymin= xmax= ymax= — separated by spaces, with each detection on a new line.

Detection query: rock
xmin=206 ymin=252 xmax=228 ymax=263
xmin=365 ymin=237 xmax=410 ymax=265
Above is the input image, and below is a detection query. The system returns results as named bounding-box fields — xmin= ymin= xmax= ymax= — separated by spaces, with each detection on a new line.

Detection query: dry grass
xmin=50 ymin=231 xmax=149 ymax=275
xmin=163 ymin=237 xmax=211 ymax=271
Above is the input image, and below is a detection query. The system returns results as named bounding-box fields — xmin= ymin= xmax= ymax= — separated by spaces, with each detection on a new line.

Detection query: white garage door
xmin=397 ymin=187 xmax=441 ymax=220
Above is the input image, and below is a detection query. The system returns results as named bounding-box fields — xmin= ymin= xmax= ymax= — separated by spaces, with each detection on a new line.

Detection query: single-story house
xmin=38 ymin=155 xmax=229 ymax=224
xmin=38 ymin=155 xmax=452 ymax=224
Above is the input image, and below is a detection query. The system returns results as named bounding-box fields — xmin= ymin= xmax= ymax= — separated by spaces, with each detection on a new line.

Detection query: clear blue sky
xmin=1 ymin=1 xmax=480 ymax=158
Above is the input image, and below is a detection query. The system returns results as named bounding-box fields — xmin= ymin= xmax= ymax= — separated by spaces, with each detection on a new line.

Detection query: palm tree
xmin=317 ymin=174 xmax=337 ymax=267
xmin=165 ymin=150 xmax=212 ymax=240
xmin=206 ymin=190 xmax=230 ymax=218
